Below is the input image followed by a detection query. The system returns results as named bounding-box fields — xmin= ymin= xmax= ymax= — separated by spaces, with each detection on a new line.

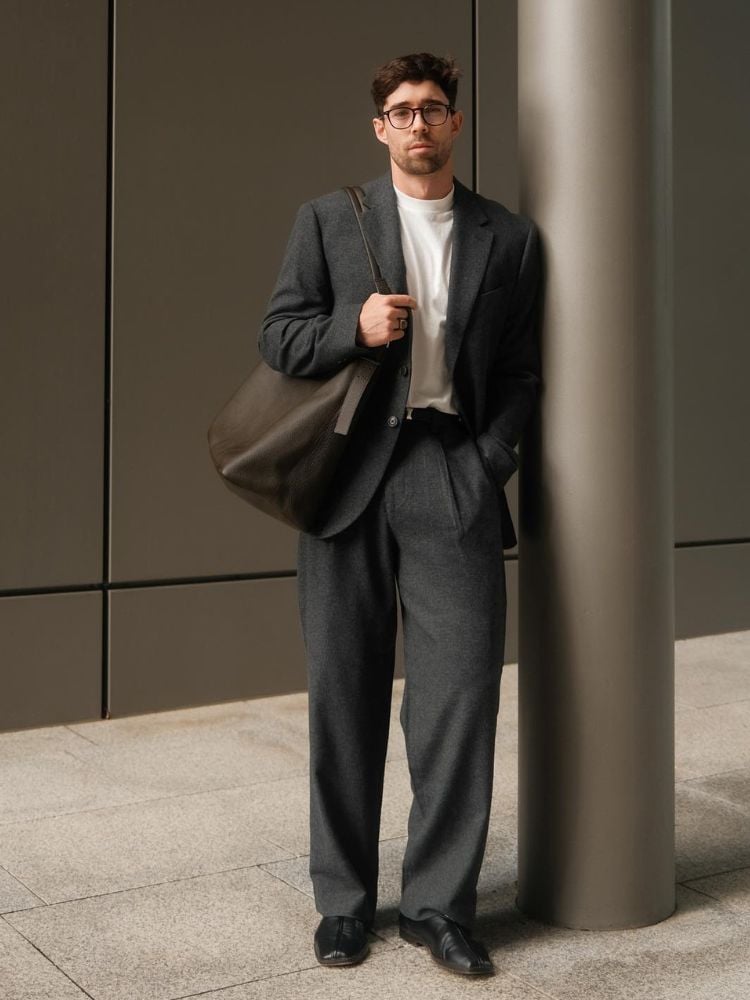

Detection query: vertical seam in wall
xmin=471 ymin=0 xmax=478 ymax=192
xmin=102 ymin=0 xmax=116 ymax=720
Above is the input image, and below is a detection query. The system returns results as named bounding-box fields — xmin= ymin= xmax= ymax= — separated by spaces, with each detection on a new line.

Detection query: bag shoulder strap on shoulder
xmin=342 ymin=185 xmax=392 ymax=296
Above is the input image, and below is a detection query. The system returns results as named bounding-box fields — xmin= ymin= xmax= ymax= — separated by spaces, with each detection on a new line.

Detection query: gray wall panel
xmin=675 ymin=543 xmax=750 ymax=639
xmin=0 ymin=593 xmax=102 ymax=732
xmin=475 ymin=0 xmax=520 ymax=551
xmin=109 ymin=577 xmax=305 ymax=715
xmin=0 ymin=2 xmax=107 ymax=589
xmin=672 ymin=1 xmax=750 ymax=542
xmin=476 ymin=0 xmax=518 ymax=207
xmin=110 ymin=0 xmax=474 ymax=582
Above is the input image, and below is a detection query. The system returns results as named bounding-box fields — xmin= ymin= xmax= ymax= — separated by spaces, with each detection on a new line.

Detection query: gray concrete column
xmin=516 ymin=1 xmax=675 ymax=928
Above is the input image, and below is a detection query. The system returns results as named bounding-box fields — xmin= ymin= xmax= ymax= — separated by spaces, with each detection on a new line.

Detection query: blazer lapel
xmin=360 ymin=171 xmax=493 ymax=376
xmin=360 ymin=171 xmax=407 ymax=296
xmin=443 ymin=176 xmax=494 ymax=376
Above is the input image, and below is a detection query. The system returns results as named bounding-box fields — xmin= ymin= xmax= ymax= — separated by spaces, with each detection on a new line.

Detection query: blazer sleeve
xmin=257 ymin=200 xmax=386 ymax=377
xmin=476 ymin=218 xmax=542 ymax=489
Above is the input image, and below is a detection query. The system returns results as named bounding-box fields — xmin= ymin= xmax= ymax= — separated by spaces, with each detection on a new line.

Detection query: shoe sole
xmin=315 ymin=942 xmax=370 ymax=967
xmin=399 ymin=926 xmax=495 ymax=976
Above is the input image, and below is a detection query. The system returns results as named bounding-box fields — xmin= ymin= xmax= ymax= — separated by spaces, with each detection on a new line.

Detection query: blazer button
xmin=400 ymin=365 xmax=409 ymax=376
xmin=387 ymin=415 xmax=400 ymax=428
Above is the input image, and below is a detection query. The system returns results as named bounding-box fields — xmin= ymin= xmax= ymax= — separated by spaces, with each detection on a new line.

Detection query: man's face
xmin=372 ymin=79 xmax=463 ymax=176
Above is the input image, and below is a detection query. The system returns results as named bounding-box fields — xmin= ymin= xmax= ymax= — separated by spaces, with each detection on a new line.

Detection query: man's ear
xmin=372 ymin=117 xmax=389 ymax=146
xmin=451 ymin=109 xmax=464 ymax=139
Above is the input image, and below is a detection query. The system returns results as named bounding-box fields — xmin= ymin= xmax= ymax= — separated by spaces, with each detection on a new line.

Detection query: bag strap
xmin=342 ymin=185 xmax=392 ymax=295
xmin=330 ymin=185 xmax=391 ymax=437
xmin=333 ymin=361 xmax=381 ymax=436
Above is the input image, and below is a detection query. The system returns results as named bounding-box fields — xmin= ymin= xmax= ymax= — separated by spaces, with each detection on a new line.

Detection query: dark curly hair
xmin=371 ymin=52 xmax=462 ymax=116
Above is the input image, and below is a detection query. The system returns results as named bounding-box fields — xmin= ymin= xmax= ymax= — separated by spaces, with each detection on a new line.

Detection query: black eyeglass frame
xmin=378 ymin=102 xmax=455 ymax=129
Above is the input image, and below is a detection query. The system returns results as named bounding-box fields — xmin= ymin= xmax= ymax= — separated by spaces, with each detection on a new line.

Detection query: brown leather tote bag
xmin=207 ymin=186 xmax=390 ymax=533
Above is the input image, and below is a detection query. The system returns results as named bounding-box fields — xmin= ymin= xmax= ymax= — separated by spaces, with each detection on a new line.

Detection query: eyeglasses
xmin=379 ymin=102 xmax=454 ymax=129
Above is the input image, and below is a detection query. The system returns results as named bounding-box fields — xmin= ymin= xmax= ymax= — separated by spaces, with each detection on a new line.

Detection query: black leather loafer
xmin=399 ymin=912 xmax=495 ymax=976
xmin=314 ymin=915 xmax=370 ymax=966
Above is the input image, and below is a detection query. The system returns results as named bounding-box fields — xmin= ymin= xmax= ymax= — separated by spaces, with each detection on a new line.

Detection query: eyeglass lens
xmin=386 ymin=104 xmax=450 ymax=128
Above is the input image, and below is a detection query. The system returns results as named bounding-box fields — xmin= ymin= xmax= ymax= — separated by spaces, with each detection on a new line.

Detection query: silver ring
xmin=398 ymin=318 xmax=407 ymax=330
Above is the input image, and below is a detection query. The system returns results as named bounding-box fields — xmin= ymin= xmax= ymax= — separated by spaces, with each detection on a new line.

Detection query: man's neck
xmin=391 ymin=162 xmax=455 ymax=200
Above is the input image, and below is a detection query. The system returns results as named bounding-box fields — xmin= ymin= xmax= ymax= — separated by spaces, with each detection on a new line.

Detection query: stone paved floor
xmin=1 ymin=629 xmax=748 ymax=999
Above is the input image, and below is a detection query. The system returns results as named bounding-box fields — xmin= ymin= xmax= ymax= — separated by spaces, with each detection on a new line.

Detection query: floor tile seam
xmin=0 ymin=782 xmax=283 ymax=829
xmin=0 ymin=735 xmax=98 ymax=757
xmin=676 ymin=695 xmax=750 ymax=711
xmin=0 ymin=863 xmax=48 ymax=907
xmin=678 ymin=779 xmax=749 ymax=801
xmin=0 ymin=913 xmax=96 ymax=998
xmin=63 ymin=708 xmax=307 ymax=743
xmin=170 ymin=965 xmax=324 ymax=999
xmin=680 ymin=764 xmax=750 ymax=783
xmin=497 ymin=966 xmax=566 ymax=1000
xmin=255 ymin=836 xmax=308 ymax=858
xmin=675 ymin=699 xmax=750 ymax=721
xmin=0 ymin=746 xmax=131 ymax=766
xmin=170 ymin=946 xmax=405 ymax=1000
xmin=0 ymin=768 xmax=320 ymax=828
xmin=676 ymin=780 xmax=750 ymax=817
xmin=676 ymin=767 xmax=750 ymax=787
xmin=684 ymin=794 xmax=750 ymax=818
xmin=0 ymin=742 xmax=319 ymax=785
xmin=63 ymin=724 xmax=101 ymax=747
xmin=378 ymin=833 xmax=409 ymax=845
xmin=1 ymin=858 xmax=304 ymax=915
xmin=676 ymin=880 xmax=750 ymax=921
xmin=55 ymin=731 xmax=313 ymax=753
xmin=0 ymin=770 xmax=315 ymax=830
xmin=61 ymin=732 xmax=312 ymax=759
xmin=681 ymin=862 xmax=750 ymax=889
xmin=257 ymin=864 xmax=329 ymax=905
xmin=0 ymin=833 xmax=295 ymax=902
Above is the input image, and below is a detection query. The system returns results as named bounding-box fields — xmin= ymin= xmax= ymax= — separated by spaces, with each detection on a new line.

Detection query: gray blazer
xmin=258 ymin=169 xmax=542 ymax=547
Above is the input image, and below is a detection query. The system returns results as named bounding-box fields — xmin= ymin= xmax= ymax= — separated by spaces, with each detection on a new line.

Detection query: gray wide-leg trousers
xmin=296 ymin=413 xmax=508 ymax=931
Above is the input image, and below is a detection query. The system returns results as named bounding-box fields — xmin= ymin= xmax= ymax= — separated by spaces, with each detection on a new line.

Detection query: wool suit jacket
xmin=258 ymin=169 xmax=542 ymax=547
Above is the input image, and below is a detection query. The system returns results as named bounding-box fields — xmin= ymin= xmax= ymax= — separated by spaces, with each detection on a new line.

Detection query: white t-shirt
xmin=394 ymin=182 xmax=459 ymax=416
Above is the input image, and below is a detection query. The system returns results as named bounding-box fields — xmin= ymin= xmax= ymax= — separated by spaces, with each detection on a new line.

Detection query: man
xmin=258 ymin=52 xmax=541 ymax=977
